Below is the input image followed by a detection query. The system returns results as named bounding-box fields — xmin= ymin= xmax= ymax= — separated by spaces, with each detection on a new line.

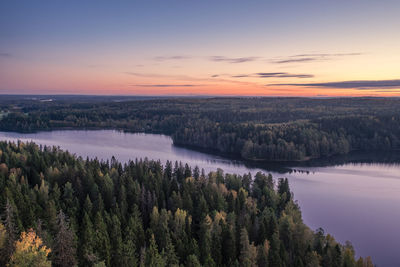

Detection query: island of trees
xmin=0 ymin=96 xmax=399 ymax=162
xmin=0 ymin=140 xmax=373 ymax=266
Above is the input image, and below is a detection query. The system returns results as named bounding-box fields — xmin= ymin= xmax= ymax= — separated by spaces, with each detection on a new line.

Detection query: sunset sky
xmin=1 ymin=0 xmax=400 ymax=96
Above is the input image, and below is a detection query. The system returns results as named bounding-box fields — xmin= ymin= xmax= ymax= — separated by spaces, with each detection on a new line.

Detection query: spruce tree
xmin=239 ymin=228 xmax=257 ymax=267
xmin=93 ymin=212 xmax=111 ymax=266
xmin=145 ymin=234 xmax=166 ymax=267
xmin=110 ymin=215 xmax=123 ymax=267
xmin=1 ymin=199 xmax=17 ymax=265
xmin=53 ymin=210 xmax=77 ymax=267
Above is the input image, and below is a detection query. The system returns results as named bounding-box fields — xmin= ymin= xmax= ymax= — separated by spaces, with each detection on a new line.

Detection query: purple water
xmin=0 ymin=130 xmax=398 ymax=266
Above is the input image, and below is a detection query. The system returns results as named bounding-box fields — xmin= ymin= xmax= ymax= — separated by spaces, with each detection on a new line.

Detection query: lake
xmin=0 ymin=130 xmax=399 ymax=266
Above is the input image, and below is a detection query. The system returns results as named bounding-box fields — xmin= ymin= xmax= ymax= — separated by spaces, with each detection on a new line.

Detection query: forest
xmin=0 ymin=140 xmax=373 ymax=266
xmin=1 ymin=97 xmax=399 ymax=162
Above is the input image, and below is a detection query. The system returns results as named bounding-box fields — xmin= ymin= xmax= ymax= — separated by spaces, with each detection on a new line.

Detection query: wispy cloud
xmin=292 ymin=53 xmax=363 ymax=57
xmin=209 ymin=56 xmax=259 ymax=63
xmin=256 ymin=72 xmax=313 ymax=78
xmin=273 ymin=58 xmax=318 ymax=64
xmin=124 ymin=72 xmax=166 ymax=78
xmin=272 ymin=52 xmax=362 ymax=64
xmin=373 ymin=90 xmax=400 ymax=93
xmin=124 ymin=71 xmax=261 ymax=88
xmin=231 ymin=75 xmax=251 ymax=78
xmin=0 ymin=52 xmax=12 ymax=58
xmin=131 ymin=84 xmax=201 ymax=88
xmin=153 ymin=56 xmax=191 ymax=61
xmin=269 ymin=79 xmax=400 ymax=89
xmin=215 ymin=72 xmax=314 ymax=79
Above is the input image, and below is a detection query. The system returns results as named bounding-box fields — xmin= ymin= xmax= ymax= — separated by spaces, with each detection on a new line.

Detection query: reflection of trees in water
xmin=291 ymin=150 xmax=400 ymax=168
xmin=174 ymin=145 xmax=400 ymax=175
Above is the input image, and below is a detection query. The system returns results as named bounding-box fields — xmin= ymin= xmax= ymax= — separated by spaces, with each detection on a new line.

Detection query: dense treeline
xmin=1 ymin=97 xmax=400 ymax=161
xmin=0 ymin=141 xmax=372 ymax=266
xmin=174 ymin=115 xmax=400 ymax=161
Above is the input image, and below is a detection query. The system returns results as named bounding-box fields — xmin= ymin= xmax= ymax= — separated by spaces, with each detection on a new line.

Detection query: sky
xmin=1 ymin=0 xmax=400 ymax=96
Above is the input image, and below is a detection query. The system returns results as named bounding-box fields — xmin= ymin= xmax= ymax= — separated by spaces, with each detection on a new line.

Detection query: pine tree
xmin=211 ymin=228 xmax=222 ymax=266
xmin=83 ymin=195 xmax=93 ymax=216
xmin=110 ymin=215 xmax=123 ymax=267
xmin=199 ymin=215 xmax=212 ymax=264
xmin=256 ymin=239 xmax=269 ymax=267
xmin=80 ymin=212 xmax=96 ymax=265
xmin=162 ymin=234 xmax=179 ymax=267
xmin=185 ymin=254 xmax=201 ymax=267
xmin=268 ymin=231 xmax=282 ymax=267
xmin=93 ymin=212 xmax=111 ymax=266
xmin=128 ymin=206 xmax=145 ymax=251
xmin=239 ymin=228 xmax=257 ymax=267
xmin=53 ymin=210 xmax=77 ymax=267
xmin=1 ymin=199 xmax=17 ymax=265
xmin=35 ymin=219 xmax=51 ymax=248
xmin=145 ymin=234 xmax=166 ymax=267
xmin=122 ymin=225 xmax=138 ymax=267
xmin=221 ymin=222 xmax=236 ymax=266
xmin=0 ymin=223 xmax=7 ymax=264
xmin=343 ymin=241 xmax=356 ymax=267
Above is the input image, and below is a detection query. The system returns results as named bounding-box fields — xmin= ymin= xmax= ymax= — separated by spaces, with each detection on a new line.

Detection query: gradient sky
xmin=1 ymin=0 xmax=400 ymax=96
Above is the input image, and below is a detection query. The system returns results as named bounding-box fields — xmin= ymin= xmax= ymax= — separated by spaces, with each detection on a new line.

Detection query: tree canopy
xmin=1 ymin=97 xmax=399 ymax=161
xmin=0 ymin=140 xmax=372 ymax=266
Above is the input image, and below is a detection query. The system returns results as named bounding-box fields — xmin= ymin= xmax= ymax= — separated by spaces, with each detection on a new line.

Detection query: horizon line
xmin=0 ymin=93 xmax=398 ymax=99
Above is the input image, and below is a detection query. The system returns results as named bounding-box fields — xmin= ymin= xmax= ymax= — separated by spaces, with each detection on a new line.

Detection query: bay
xmin=0 ymin=130 xmax=398 ymax=266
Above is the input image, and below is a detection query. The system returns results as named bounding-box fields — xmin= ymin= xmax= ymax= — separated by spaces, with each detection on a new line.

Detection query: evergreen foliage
xmin=0 ymin=140 xmax=372 ymax=266
xmin=1 ymin=97 xmax=399 ymax=161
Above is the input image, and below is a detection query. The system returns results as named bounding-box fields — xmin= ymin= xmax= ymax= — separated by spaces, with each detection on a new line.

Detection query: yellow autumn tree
xmin=0 ymin=223 xmax=6 ymax=249
xmin=8 ymin=229 xmax=51 ymax=267
xmin=0 ymin=223 xmax=7 ymax=264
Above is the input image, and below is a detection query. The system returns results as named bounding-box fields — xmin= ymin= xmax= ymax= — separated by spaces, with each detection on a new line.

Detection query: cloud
xmin=269 ymin=79 xmax=400 ymax=89
xmin=123 ymin=71 xmax=260 ymax=87
xmin=373 ymin=90 xmax=400 ymax=93
xmin=219 ymin=72 xmax=314 ymax=78
xmin=124 ymin=72 xmax=165 ymax=78
xmin=231 ymin=75 xmax=251 ymax=78
xmin=255 ymin=72 xmax=313 ymax=78
xmin=272 ymin=52 xmax=362 ymax=64
xmin=153 ymin=55 xmax=260 ymax=63
xmin=0 ymin=52 xmax=12 ymax=58
xmin=153 ymin=56 xmax=191 ymax=61
xmin=273 ymin=58 xmax=318 ymax=64
xmin=131 ymin=84 xmax=200 ymax=88
xmin=210 ymin=56 xmax=259 ymax=63
xmin=291 ymin=52 xmax=363 ymax=57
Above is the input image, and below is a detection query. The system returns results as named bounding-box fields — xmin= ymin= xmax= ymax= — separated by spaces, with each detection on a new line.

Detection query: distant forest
xmin=0 ymin=97 xmax=399 ymax=161
xmin=0 ymin=141 xmax=373 ymax=266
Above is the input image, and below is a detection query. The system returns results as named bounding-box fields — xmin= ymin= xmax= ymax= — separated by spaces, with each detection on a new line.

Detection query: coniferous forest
xmin=1 ymin=0 xmax=400 ymax=265
xmin=1 ymin=97 xmax=400 ymax=162
xmin=0 ymin=141 xmax=373 ymax=267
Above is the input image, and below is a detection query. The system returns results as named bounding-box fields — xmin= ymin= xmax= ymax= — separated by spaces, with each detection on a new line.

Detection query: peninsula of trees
xmin=0 ymin=141 xmax=372 ymax=266
xmin=0 ymin=97 xmax=399 ymax=162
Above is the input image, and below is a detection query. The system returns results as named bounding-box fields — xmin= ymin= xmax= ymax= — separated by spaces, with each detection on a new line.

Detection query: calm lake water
xmin=0 ymin=130 xmax=399 ymax=267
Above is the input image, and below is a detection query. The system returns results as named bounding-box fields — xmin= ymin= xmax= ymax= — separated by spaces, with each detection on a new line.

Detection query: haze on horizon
xmin=1 ymin=0 xmax=400 ymax=97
